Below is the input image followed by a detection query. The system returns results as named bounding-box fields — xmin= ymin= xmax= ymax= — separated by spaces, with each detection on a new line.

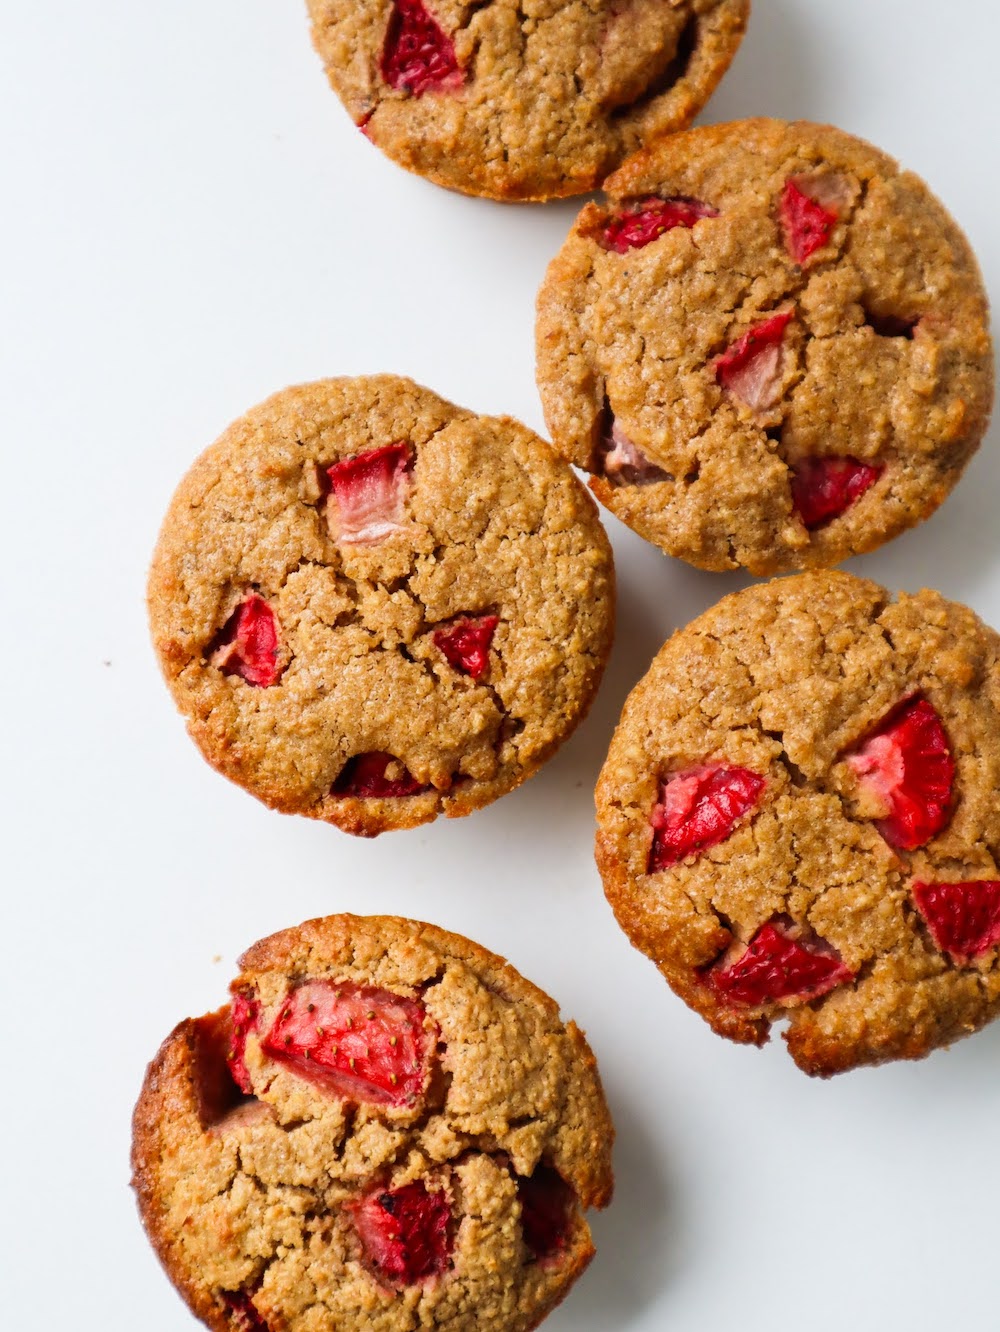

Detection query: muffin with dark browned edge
xmin=596 ymin=571 xmax=1000 ymax=1075
xmin=537 ymin=119 xmax=993 ymax=573
xmin=307 ymin=0 xmax=749 ymax=200
xmin=148 ymin=376 xmax=614 ymax=836
xmin=132 ymin=914 xmax=614 ymax=1332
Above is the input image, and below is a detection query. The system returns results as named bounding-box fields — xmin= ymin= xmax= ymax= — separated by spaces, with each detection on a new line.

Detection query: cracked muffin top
xmin=595 ymin=571 xmax=1000 ymax=1076
xmin=131 ymin=913 xmax=614 ymax=1332
xmin=306 ymin=0 xmax=749 ymax=200
xmin=147 ymin=376 xmax=614 ymax=836
xmin=536 ymin=118 xmax=994 ymax=572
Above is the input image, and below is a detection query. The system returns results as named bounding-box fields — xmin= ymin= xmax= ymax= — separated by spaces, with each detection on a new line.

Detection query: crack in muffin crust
xmin=305 ymin=0 xmax=749 ymax=200
xmin=148 ymin=376 xmax=614 ymax=835
xmin=595 ymin=571 xmax=1000 ymax=1075
xmin=131 ymin=915 xmax=614 ymax=1331
xmin=536 ymin=119 xmax=994 ymax=572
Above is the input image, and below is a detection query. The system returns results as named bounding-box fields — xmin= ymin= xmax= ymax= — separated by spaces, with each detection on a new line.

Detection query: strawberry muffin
xmin=131 ymin=914 xmax=614 ymax=1332
xmin=537 ymin=119 xmax=994 ymax=572
xmin=148 ymin=376 xmax=614 ymax=835
xmin=596 ymin=571 xmax=1000 ymax=1075
xmin=306 ymin=0 xmax=749 ymax=200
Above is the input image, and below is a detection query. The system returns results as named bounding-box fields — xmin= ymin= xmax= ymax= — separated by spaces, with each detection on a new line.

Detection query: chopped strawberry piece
xmin=912 ymin=880 xmax=1000 ymax=963
xmin=325 ymin=442 xmax=413 ymax=546
xmin=260 ymin=980 xmax=433 ymax=1106
xmin=332 ymin=751 xmax=427 ymax=798
xmin=433 ymin=615 xmax=499 ymax=680
xmin=221 ymin=1291 xmax=270 ymax=1332
xmin=715 ymin=311 xmax=793 ymax=413
xmin=707 ymin=920 xmax=855 ymax=1006
xmin=210 ymin=594 xmax=282 ymax=688
xmin=227 ymin=990 xmax=259 ymax=1096
xmin=790 ymin=456 xmax=883 ymax=529
xmin=597 ymin=415 xmax=669 ymax=486
xmin=780 ymin=178 xmax=838 ymax=264
xmin=380 ymin=0 xmax=463 ymax=97
xmin=352 ymin=1180 xmax=453 ymax=1284
xmin=598 ymin=196 xmax=718 ymax=254
xmin=517 ymin=1167 xmax=574 ymax=1261
xmin=847 ymin=695 xmax=954 ymax=850
xmin=649 ymin=763 xmax=766 ymax=871
xmin=788 ymin=171 xmax=855 ymax=215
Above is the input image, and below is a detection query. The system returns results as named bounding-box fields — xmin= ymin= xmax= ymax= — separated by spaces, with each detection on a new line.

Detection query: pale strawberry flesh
xmin=227 ymin=990 xmax=259 ymax=1096
xmin=715 ymin=311 xmax=793 ymax=413
xmin=221 ymin=1291 xmax=270 ymax=1332
xmin=210 ymin=594 xmax=282 ymax=688
xmin=326 ymin=442 xmax=413 ymax=545
xmin=517 ymin=1167 xmax=574 ymax=1261
xmin=434 ymin=615 xmax=499 ymax=680
xmin=332 ymin=751 xmax=427 ymax=798
xmin=791 ymin=456 xmax=883 ymax=529
xmin=847 ymin=696 xmax=954 ymax=850
xmin=352 ymin=1180 xmax=453 ymax=1284
xmin=598 ymin=416 xmax=669 ymax=486
xmin=599 ymin=196 xmax=718 ymax=254
xmin=780 ymin=178 xmax=838 ymax=264
xmin=260 ymin=980 xmax=432 ymax=1106
xmin=707 ymin=920 xmax=854 ymax=1006
xmin=649 ymin=763 xmax=766 ymax=871
xmin=912 ymin=880 xmax=1000 ymax=963
xmin=380 ymin=0 xmax=463 ymax=97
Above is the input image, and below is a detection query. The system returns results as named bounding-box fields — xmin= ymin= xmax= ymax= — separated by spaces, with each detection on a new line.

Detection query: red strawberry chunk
xmin=352 ymin=1180 xmax=453 ymax=1284
xmin=790 ymin=456 xmax=883 ymax=529
xmin=715 ymin=311 xmax=794 ymax=413
xmin=222 ymin=1291 xmax=270 ymax=1332
xmin=434 ymin=615 xmax=499 ymax=680
xmin=332 ymin=751 xmax=427 ymax=798
xmin=227 ymin=990 xmax=259 ymax=1096
xmin=707 ymin=920 xmax=855 ymax=1007
xmin=598 ymin=416 xmax=669 ymax=486
xmin=847 ymin=696 xmax=954 ymax=850
xmin=598 ymin=196 xmax=718 ymax=254
xmin=210 ymin=594 xmax=282 ymax=688
xmin=649 ymin=763 xmax=766 ymax=871
xmin=780 ymin=178 xmax=838 ymax=264
xmin=261 ymin=980 xmax=433 ymax=1106
xmin=380 ymin=0 xmax=463 ymax=97
xmin=912 ymin=880 xmax=1000 ymax=963
xmin=517 ymin=1167 xmax=574 ymax=1261
xmin=326 ymin=442 xmax=413 ymax=546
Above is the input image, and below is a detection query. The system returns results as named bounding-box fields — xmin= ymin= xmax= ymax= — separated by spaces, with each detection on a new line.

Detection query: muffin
xmin=148 ymin=375 xmax=614 ymax=835
xmin=596 ymin=571 xmax=1000 ymax=1075
xmin=306 ymin=0 xmax=749 ymax=200
xmin=537 ymin=119 xmax=993 ymax=572
xmin=132 ymin=914 xmax=615 ymax=1330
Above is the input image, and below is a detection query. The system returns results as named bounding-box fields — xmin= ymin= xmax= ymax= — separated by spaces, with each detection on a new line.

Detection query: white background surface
xmin=3 ymin=2 xmax=998 ymax=1328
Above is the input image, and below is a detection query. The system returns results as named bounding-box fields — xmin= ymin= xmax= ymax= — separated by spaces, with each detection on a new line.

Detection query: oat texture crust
xmin=596 ymin=571 xmax=1000 ymax=1075
xmin=306 ymin=0 xmax=749 ymax=201
xmin=148 ymin=376 xmax=614 ymax=836
xmin=131 ymin=914 xmax=615 ymax=1332
xmin=537 ymin=119 xmax=994 ymax=572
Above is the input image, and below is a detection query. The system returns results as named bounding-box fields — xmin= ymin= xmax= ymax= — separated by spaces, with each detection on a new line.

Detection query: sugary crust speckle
xmin=148 ymin=376 xmax=614 ymax=835
xmin=537 ymin=119 xmax=994 ymax=572
xmin=595 ymin=571 xmax=1000 ymax=1075
xmin=131 ymin=914 xmax=614 ymax=1331
xmin=306 ymin=0 xmax=749 ymax=201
